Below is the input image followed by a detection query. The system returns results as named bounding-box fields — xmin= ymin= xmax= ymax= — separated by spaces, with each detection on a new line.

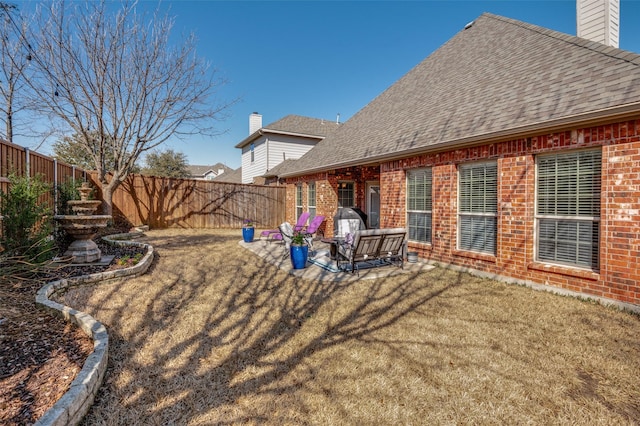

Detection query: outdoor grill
xmin=333 ymin=207 xmax=367 ymax=239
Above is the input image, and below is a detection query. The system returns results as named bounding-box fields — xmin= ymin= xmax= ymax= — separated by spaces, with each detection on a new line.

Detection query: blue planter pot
xmin=242 ymin=227 xmax=254 ymax=243
xmin=290 ymin=244 xmax=309 ymax=269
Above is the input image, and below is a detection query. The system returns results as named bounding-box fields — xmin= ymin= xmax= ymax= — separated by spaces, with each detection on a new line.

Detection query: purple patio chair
xmin=301 ymin=215 xmax=325 ymax=250
xmin=263 ymin=212 xmax=310 ymax=242
xmin=272 ymin=215 xmax=325 ymax=257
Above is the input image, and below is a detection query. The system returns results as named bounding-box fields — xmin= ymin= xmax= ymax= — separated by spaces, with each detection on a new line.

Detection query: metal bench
xmin=336 ymin=228 xmax=406 ymax=274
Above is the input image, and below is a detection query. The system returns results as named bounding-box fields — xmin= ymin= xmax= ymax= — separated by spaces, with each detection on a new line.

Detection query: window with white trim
xmin=308 ymin=182 xmax=316 ymax=220
xmin=458 ymin=161 xmax=497 ymax=254
xmin=338 ymin=182 xmax=354 ymax=208
xmin=407 ymin=168 xmax=432 ymax=243
xmin=536 ymin=149 xmax=601 ymax=269
xmin=296 ymin=184 xmax=303 ymax=219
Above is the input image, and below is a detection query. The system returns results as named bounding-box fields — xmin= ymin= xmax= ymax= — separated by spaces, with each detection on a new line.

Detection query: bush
xmin=0 ymin=173 xmax=54 ymax=262
xmin=55 ymin=178 xmax=82 ymax=215
xmin=53 ymin=178 xmax=83 ymax=252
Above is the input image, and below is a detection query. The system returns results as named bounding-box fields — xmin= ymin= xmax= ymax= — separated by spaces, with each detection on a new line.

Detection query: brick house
xmin=273 ymin=13 xmax=640 ymax=310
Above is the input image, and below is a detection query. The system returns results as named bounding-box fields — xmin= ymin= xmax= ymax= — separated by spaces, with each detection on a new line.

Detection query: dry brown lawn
xmin=56 ymin=229 xmax=640 ymax=425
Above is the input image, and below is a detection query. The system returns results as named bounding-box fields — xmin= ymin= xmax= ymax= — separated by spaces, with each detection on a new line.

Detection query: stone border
xmin=33 ymin=234 xmax=154 ymax=426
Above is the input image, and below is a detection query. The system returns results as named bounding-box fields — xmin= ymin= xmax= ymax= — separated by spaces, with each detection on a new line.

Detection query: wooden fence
xmin=0 ymin=139 xmax=87 ymax=212
xmin=1 ymin=139 xmax=285 ymax=229
xmin=87 ymin=172 xmax=286 ymax=229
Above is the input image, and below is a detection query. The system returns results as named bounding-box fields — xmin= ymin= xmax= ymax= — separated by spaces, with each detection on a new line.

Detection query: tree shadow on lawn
xmin=57 ymin=230 xmax=640 ymax=425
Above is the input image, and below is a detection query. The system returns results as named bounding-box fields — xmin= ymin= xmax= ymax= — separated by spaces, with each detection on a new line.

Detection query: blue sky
xmin=27 ymin=1 xmax=640 ymax=169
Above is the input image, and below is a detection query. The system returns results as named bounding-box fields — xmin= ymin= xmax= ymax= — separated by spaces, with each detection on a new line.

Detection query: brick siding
xmin=284 ymin=118 xmax=640 ymax=308
xmin=283 ymin=166 xmax=378 ymax=236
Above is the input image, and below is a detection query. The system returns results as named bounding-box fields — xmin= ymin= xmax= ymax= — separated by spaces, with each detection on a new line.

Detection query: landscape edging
xmin=33 ymin=235 xmax=154 ymax=426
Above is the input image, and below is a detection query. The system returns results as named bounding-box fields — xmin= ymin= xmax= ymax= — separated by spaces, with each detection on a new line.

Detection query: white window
xmin=536 ymin=150 xmax=601 ymax=269
xmin=407 ymin=168 xmax=432 ymax=243
xmin=458 ymin=161 xmax=497 ymax=255
xmin=250 ymin=143 xmax=255 ymax=163
xmin=308 ymin=182 xmax=316 ymax=220
xmin=296 ymin=184 xmax=303 ymax=219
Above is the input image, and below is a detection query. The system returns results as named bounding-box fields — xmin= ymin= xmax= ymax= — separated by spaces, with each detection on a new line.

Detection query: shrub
xmin=53 ymin=178 xmax=83 ymax=252
xmin=0 ymin=173 xmax=54 ymax=262
xmin=55 ymin=178 xmax=82 ymax=215
xmin=115 ymin=252 xmax=144 ymax=267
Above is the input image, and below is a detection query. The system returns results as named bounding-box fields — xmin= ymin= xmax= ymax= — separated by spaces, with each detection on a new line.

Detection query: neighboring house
xmin=274 ymin=12 xmax=640 ymax=310
xmin=187 ymin=163 xmax=233 ymax=180
xmin=212 ymin=167 xmax=243 ymax=184
xmin=235 ymin=113 xmax=340 ymax=184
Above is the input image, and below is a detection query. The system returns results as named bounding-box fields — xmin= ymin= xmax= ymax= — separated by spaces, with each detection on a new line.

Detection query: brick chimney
xmin=577 ymin=0 xmax=619 ymax=48
xmin=249 ymin=112 xmax=262 ymax=135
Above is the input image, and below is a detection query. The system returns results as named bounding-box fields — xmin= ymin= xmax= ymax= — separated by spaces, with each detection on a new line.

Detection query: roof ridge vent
xmin=464 ymin=20 xmax=475 ymax=30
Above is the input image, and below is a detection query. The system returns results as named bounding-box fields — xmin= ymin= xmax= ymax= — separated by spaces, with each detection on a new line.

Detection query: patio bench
xmin=336 ymin=228 xmax=407 ymax=274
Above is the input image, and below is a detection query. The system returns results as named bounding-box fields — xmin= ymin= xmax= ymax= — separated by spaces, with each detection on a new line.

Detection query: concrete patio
xmin=239 ymin=236 xmax=435 ymax=281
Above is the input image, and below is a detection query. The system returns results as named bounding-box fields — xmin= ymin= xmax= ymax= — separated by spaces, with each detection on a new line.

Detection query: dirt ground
xmin=44 ymin=228 xmax=640 ymax=425
xmin=0 ymin=283 xmax=93 ymax=425
xmin=0 ymin=239 xmax=146 ymax=425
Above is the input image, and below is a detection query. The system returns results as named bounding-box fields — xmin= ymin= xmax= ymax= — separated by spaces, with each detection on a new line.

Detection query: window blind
xmin=308 ymin=182 xmax=316 ymax=219
xmin=459 ymin=162 xmax=497 ymax=254
xmin=459 ymin=162 xmax=498 ymax=214
xmin=407 ymin=169 xmax=432 ymax=243
xmin=537 ymin=150 xmax=601 ymax=217
xmin=536 ymin=150 xmax=601 ymax=269
xmin=296 ymin=184 xmax=303 ymax=219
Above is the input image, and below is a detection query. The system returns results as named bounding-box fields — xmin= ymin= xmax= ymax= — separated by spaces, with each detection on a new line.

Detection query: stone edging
xmin=33 ymin=234 xmax=154 ymax=426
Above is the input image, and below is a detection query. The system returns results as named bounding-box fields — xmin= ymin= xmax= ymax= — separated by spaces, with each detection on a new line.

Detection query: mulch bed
xmin=0 ymin=239 xmax=147 ymax=425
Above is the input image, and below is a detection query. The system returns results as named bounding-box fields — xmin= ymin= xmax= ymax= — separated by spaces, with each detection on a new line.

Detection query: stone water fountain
xmin=54 ymin=182 xmax=112 ymax=263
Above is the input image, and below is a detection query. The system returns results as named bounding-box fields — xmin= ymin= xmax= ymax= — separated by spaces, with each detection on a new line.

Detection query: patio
xmin=56 ymin=228 xmax=640 ymax=424
xmin=240 ymin=235 xmax=435 ymax=281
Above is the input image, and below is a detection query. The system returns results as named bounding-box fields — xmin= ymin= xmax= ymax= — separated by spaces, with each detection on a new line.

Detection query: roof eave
xmin=234 ymin=129 xmax=326 ymax=149
xmin=266 ymin=129 xmax=326 ymax=140
xmin=234 ymin=130 xmax=263 ymax=149
xmin=280 ymin=103 xmax=640 ymax=177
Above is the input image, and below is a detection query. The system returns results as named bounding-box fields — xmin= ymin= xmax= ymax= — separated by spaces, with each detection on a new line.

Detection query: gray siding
xmin=267 ymin=136 xmax=317 ymax=172
xmin=241 ymin=138 xmax=268 ymax=184
xmin=241 ymin=135 xmax=318 ymax=183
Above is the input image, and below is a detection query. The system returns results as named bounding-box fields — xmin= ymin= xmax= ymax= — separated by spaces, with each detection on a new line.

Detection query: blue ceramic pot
xmin=242 ymin=227 xmax=254 ymax=243
xmin=290 ymin=244 xmax=308 ymax=269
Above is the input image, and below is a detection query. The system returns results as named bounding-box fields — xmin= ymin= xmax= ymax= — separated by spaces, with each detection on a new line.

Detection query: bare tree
xmin=0 ymin=3 xmax=36 ymax=143
xmin=23 ymin=1 xmax=232 ymax=215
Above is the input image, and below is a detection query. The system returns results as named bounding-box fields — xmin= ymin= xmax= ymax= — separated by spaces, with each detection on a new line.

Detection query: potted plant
xmin=290 ymin=231 xmax=308 ymax=269
xmin=242 ymin=218 xmax=255 ymax=243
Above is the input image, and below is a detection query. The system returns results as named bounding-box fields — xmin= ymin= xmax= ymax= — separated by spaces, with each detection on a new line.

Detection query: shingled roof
xmin=235 ymin=114 xmax=341 ymax=149
xmin=281 ymin=12 xmax=640 ymax=177
xmin=263 ymin=159 xmax=298 ymax=178
xmin=212 ymin=166 xmax=243 ymax=183
xmin=187 ymin=163 xmax=233 ymax=177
